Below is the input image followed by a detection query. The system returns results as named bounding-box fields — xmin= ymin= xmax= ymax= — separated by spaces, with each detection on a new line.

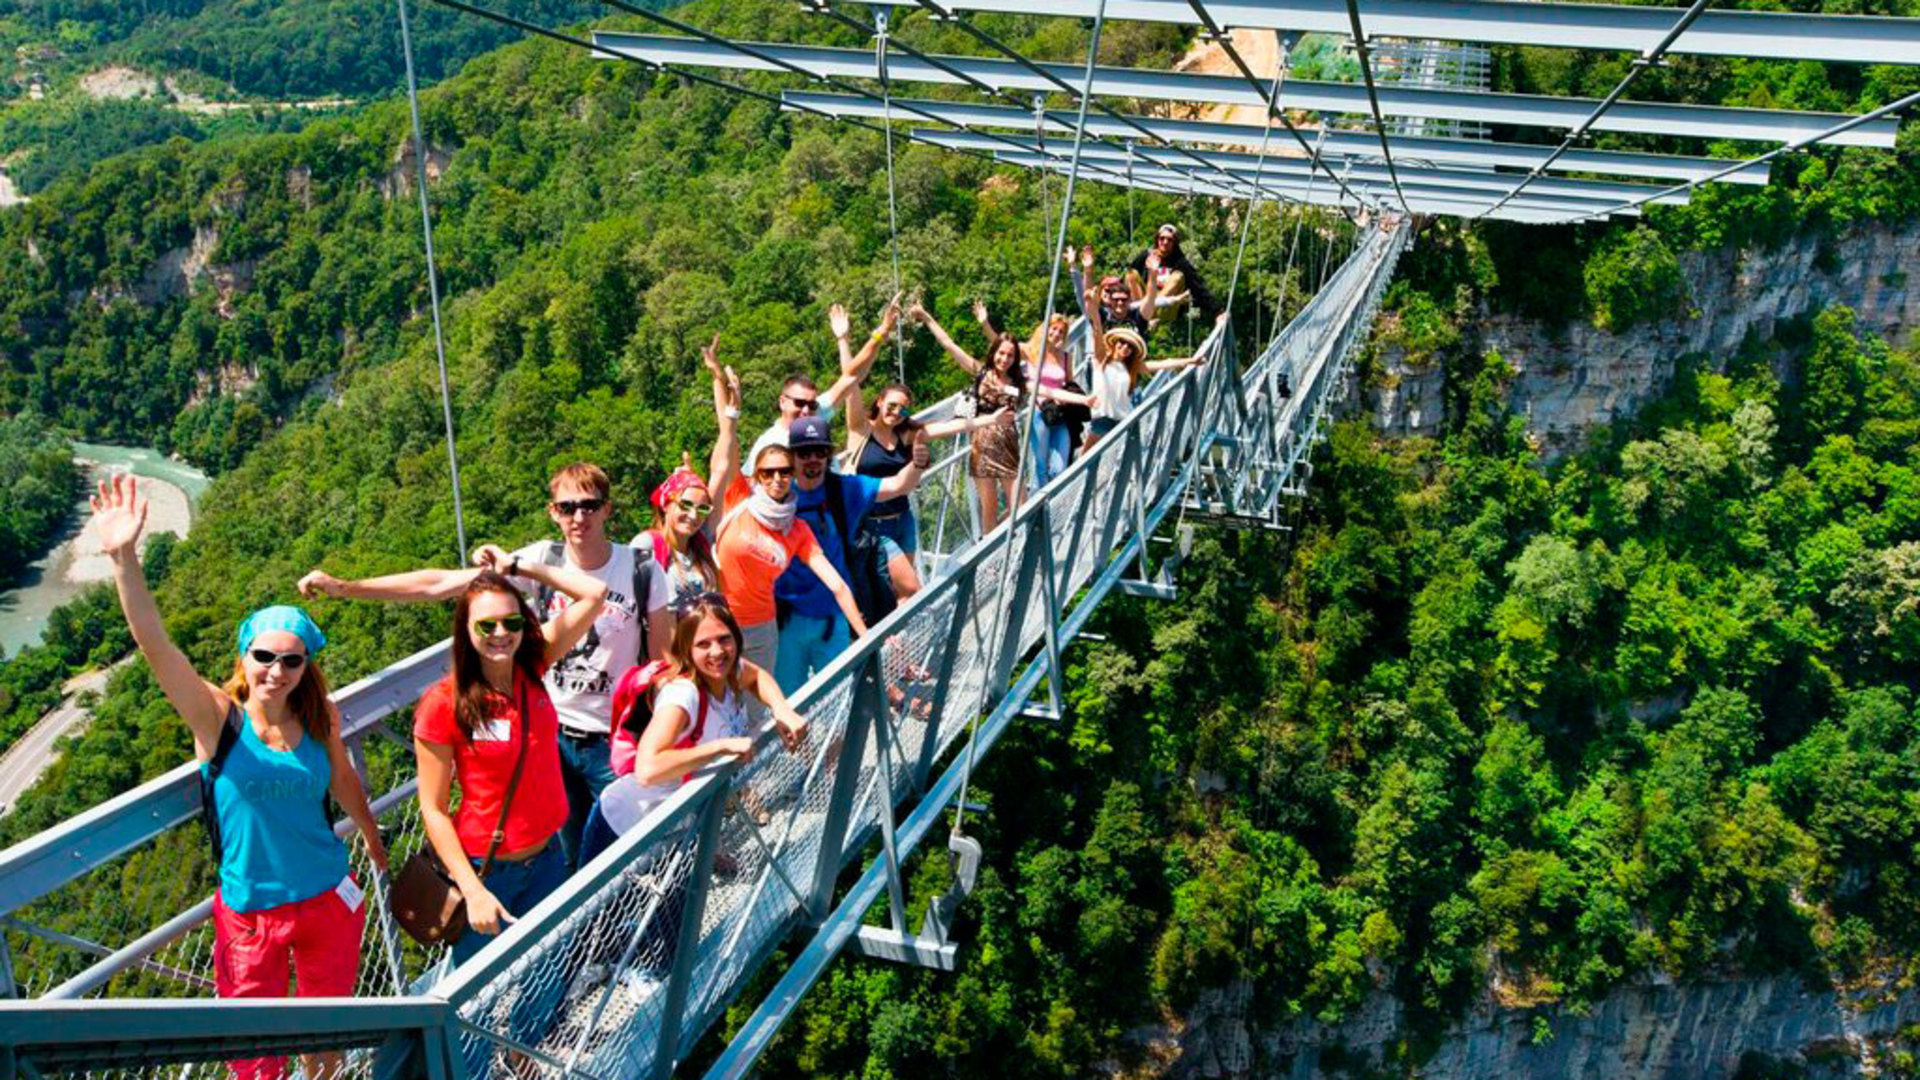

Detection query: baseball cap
xmin=788 ymin=415 xmax=833 ymax=450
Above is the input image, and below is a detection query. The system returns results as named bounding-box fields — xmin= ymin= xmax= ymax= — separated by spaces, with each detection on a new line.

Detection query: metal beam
xmin=783 ymin=90 xmax=1772 ymax=186
xmin=843 ymin=0 xmax=1920 ymax=67
xmin=922 ymin=130 xmax=1691 ymax=204
xmin=593 ymin=33 xmax=1899 ymax=149
xmin=781 ymin=91 xmax=1773 ymax=185
xmin=1012 ymin=154 xmax=1603 ymax=222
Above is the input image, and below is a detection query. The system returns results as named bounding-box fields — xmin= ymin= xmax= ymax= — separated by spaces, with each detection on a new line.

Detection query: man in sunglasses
xmin=772 ymin=415 xmax=928 ymax=693
xmin=297 ymin=462 xmax=670 ymax=872
xmin=1066 ymin=245 xmax=1152 ymax=339
xmin=755 ymin=299 xmax=901 ymax=449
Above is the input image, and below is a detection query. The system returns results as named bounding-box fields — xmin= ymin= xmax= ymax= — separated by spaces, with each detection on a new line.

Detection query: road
xmin=0 ymin=663 xmax=121 ymax=814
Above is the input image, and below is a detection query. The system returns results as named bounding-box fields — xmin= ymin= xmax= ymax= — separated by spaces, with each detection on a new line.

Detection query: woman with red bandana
xmin=634 ymin=336 xmax=734 ymax=609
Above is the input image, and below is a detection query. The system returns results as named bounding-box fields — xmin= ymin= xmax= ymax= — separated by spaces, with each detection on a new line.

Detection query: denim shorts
xmin=865 ymin=511 xmax=917 ymax=559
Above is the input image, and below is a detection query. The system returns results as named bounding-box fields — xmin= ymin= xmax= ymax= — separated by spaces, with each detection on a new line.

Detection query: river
xmin=0 ymin=444 xmax=208 ymax=658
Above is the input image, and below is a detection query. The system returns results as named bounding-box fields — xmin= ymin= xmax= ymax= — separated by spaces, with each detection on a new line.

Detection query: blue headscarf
xmin=236 ymin=605 xmax=328 ymax=657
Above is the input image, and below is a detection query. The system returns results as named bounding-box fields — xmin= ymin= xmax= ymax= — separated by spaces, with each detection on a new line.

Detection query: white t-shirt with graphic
xmin=511 ymin=541 xmax=670 ymax=735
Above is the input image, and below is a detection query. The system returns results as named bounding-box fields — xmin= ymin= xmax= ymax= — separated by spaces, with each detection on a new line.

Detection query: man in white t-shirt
xmin=297 ymin=462 xmax=670 ymax=871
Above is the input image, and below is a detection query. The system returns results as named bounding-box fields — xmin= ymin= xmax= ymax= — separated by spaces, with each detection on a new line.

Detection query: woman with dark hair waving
xmin=911 ymin=302 xmax=1027 ymax=533
xmin=637 ymin=337 xmax=735 ymax=610
xmin=410 ymin=558 xmax=606 ymax=967
xmin=91 ymin=474 xmax=386 ymax=1080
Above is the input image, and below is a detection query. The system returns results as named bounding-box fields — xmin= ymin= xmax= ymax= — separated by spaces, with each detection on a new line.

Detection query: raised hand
xmin=908 ymin=302 xmax=931 ymax=324
xmin=297 ymin=570 xmax=346 ymax=599
xmin=971 ymin=298 xmax=989 ymax=325
xmin=1080 ymin=245 xmax=1095 ymax=271
xmin=829 ymin=303 xmax=852 ymax=341
xmin=90 ymin=473 xmax=148 ymax=560
xmin=724 ymin=365 xmax=742 ymax=407
xmin=700 ymin=334 xmax=723 ymax=379
xmin=880 ymin=292 xmax=903 ymax=331
xmin=470 ymin=543 xmax=513 ymax=573
xmin=1146 ymin=251 xmax=1162 ymax=272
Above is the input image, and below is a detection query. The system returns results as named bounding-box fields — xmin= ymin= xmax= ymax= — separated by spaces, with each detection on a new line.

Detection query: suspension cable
xmin=876 ymin=10 xmax=908 ymax=381
xmin=396 ymin=0 xmax=467 ymax=561
xmin=952 ymin=0 xmax=1109 ymax=841
xmin=1341 ymin=0 xmax=1410 ymax=215
xmin=1222 ymin=30 xmax=1294 ymax=319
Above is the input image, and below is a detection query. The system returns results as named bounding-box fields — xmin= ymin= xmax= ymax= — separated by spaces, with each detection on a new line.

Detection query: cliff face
xmin=1364 ymin=219 xmax=1920 ymax=455
xmin=1151 ymin=976 xmax=1920 ymax=1079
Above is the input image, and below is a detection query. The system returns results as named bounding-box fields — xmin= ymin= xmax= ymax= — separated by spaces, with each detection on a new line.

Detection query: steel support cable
xmin=596 ymin=0 xmax=1153 ymax=192
xmin=952 ymin=0 xmax=1109 ymax=842
xmin=1340 ymin=0 xmax=1410 ymax=215
xmin=1570 ymin=85 xmax=1920 ymax=224
xmin=877 ymin=11 xmax=909 ymax=381
xmin=1181 ymin=0 xmax=1371 ymax=216
xmin=1479 ymin=0 xmax=1714 ymax=221
xmin=396 ymin=0 xmax=469 ymax=561
xmin=910 ymin=0 xmax=1288 ymax=204
xmin=1222 ymin=29 xmax=1292 ymax=318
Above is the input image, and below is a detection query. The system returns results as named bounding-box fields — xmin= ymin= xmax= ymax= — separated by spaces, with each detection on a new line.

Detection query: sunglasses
xmin=756 ymin=465 xmax=794 ymax=479
xmin=673 ymin=498 xmax=713 ymax=518
xmin=473 ymin=615 xmax=528 ymax=637
xmin=247 ymin=648 xmax=307 ymax=670
xmin=552 ymin=498 xmax=607 ymax=516
xmin=670 ymin=590 xmax=732 ymax=618
xmin=784 ymin=395 xmax=821 ymax=413
xmin=793 ymin=446 xmax=832 ymax=460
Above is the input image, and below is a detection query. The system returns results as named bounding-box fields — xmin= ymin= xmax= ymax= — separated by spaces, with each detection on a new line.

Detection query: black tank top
xmin=858 ymin=433 xmax=912 ymax=518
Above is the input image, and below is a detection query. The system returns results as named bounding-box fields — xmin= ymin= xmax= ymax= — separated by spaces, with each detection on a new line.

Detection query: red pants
xmin=213 ymin=885 xmax=365 ymax=1080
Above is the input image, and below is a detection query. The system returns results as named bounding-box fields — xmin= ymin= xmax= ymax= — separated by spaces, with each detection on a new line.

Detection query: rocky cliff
xmin=1362 ymin=219 xmax=1920 ymax=456
xmin=1146 ymin=975 xmax=1920 ymax=1079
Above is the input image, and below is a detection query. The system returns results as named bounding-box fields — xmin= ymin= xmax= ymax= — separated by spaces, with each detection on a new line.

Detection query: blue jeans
xmin=1031 ymin=416 xmax=1073 ymax=488
xmin=558 ymin=729 xmax=617 ymax=872
xmin=450 ymin=843 xmax=568 ymax=1077
xmin=776 ymin=611 xmax=851 ymax=695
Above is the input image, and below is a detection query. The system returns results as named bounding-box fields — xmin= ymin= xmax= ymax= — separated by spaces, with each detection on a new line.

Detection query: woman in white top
xmin=1069 ymin=285 xmax=1205 ymax=449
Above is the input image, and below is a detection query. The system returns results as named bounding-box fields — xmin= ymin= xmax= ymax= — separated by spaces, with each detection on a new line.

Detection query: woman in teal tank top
xmin=93 ymin=475 xmax=387 ymax=1080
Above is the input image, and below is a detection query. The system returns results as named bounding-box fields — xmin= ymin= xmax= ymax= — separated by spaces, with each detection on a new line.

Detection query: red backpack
xmin=609 ymin=660 xmax=710 ymax=779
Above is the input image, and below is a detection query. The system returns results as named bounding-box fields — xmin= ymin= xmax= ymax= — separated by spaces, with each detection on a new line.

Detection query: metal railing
xmin=0 ymin=222 xmax=1407 ymax=1079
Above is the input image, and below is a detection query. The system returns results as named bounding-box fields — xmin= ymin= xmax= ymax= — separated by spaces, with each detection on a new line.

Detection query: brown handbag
xmin=388 ymin=680 xmax=533 ymax=947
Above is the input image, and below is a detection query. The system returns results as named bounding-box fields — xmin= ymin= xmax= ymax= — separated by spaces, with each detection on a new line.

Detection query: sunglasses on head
xmin=473 ymin=615 xmax=528 ymax=637
xmin=670 ymin=590 xmax=731 ymax=618
xmin=673 ymin=497 xmax=713 ymax=518
xmin=552 ymin=497 xmax=606 ymax=516
xmin=248 ymin=648 xmax=307 ymax=670
xmin=756 ymin=465 xmax=794 ymax=479
xmin=784 ymin=395 xmax=820 ymax=413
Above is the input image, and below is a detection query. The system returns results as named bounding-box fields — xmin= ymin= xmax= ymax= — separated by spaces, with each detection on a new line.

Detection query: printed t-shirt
xmin=778 ymin=473 xmax=883 ymax=620
xmin=412 ymin=670 xmax=568 ymax=858
xmin=206 ymin=716 xmax=350 ymax=913
xmin=632 ymin=528 xmax=718 ymax=613
xmin=509 ymin=541 xmax=669 ymax=735
xmin=628 ymin=677 xmax=751 ymax=805
xmin=716 ymin=501 xmax=820 ymax=627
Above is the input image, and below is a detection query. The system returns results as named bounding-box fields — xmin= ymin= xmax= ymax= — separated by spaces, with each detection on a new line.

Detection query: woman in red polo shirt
xmin=412 ymin=560 xmax=606 ymax=967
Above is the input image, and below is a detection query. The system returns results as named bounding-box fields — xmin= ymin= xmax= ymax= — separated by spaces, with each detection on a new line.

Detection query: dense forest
xmin=0 ymin=0 xmax=1918 ymax=1074
xmin=0 ymin=410 xmax=77 ymax=583
xmin=0 ymin=0 xmax=614 ymax=99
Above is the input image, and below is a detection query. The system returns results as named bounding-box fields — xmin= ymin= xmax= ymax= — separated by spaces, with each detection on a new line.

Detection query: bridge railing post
xmin=807 ymin=652 xmax=881 ymax=920
xmin=654 ymin=774 xmax=730 ymax=1080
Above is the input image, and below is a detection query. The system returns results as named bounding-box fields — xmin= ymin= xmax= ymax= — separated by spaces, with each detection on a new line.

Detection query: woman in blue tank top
xmin=92 ymin=474 xmax=386 ymax=1080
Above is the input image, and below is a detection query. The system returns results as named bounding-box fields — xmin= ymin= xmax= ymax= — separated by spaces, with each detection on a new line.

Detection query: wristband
xmin=723 ymin=407 xmax=741 ymax=420
xmin=870 ymin=328 xmax=887 ymax=343
xmin=507 ymin=555 xmax=520 ymax=577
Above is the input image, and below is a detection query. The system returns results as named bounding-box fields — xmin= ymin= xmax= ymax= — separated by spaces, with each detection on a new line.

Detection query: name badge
xmin=335 ymin=875 xmax=365 ymax=913
xmin=475 ymin=719 xmax=513 ymax=742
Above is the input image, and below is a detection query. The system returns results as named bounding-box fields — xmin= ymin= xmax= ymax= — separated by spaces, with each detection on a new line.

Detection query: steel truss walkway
xmin=0 ymin=216 xmax=1404 ymax=1079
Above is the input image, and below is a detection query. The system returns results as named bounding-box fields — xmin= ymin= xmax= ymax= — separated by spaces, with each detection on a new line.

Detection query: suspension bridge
xmin=1 ymin=1 xmax=1915 ymax=1077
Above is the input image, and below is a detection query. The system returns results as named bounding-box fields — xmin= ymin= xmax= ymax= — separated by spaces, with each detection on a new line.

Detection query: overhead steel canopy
xmin=851 ymin=0 xmax=1920 ymax=67
xmin=594 ymin=33 xmax=1901 ymax=149
xmin=918 ymin=130 xmax=1691 ymax=205
xmin=1015 ymin=155 xmax=1615 ymax=222
xmin=781 ymin=90 xmax=1774 ymax=185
